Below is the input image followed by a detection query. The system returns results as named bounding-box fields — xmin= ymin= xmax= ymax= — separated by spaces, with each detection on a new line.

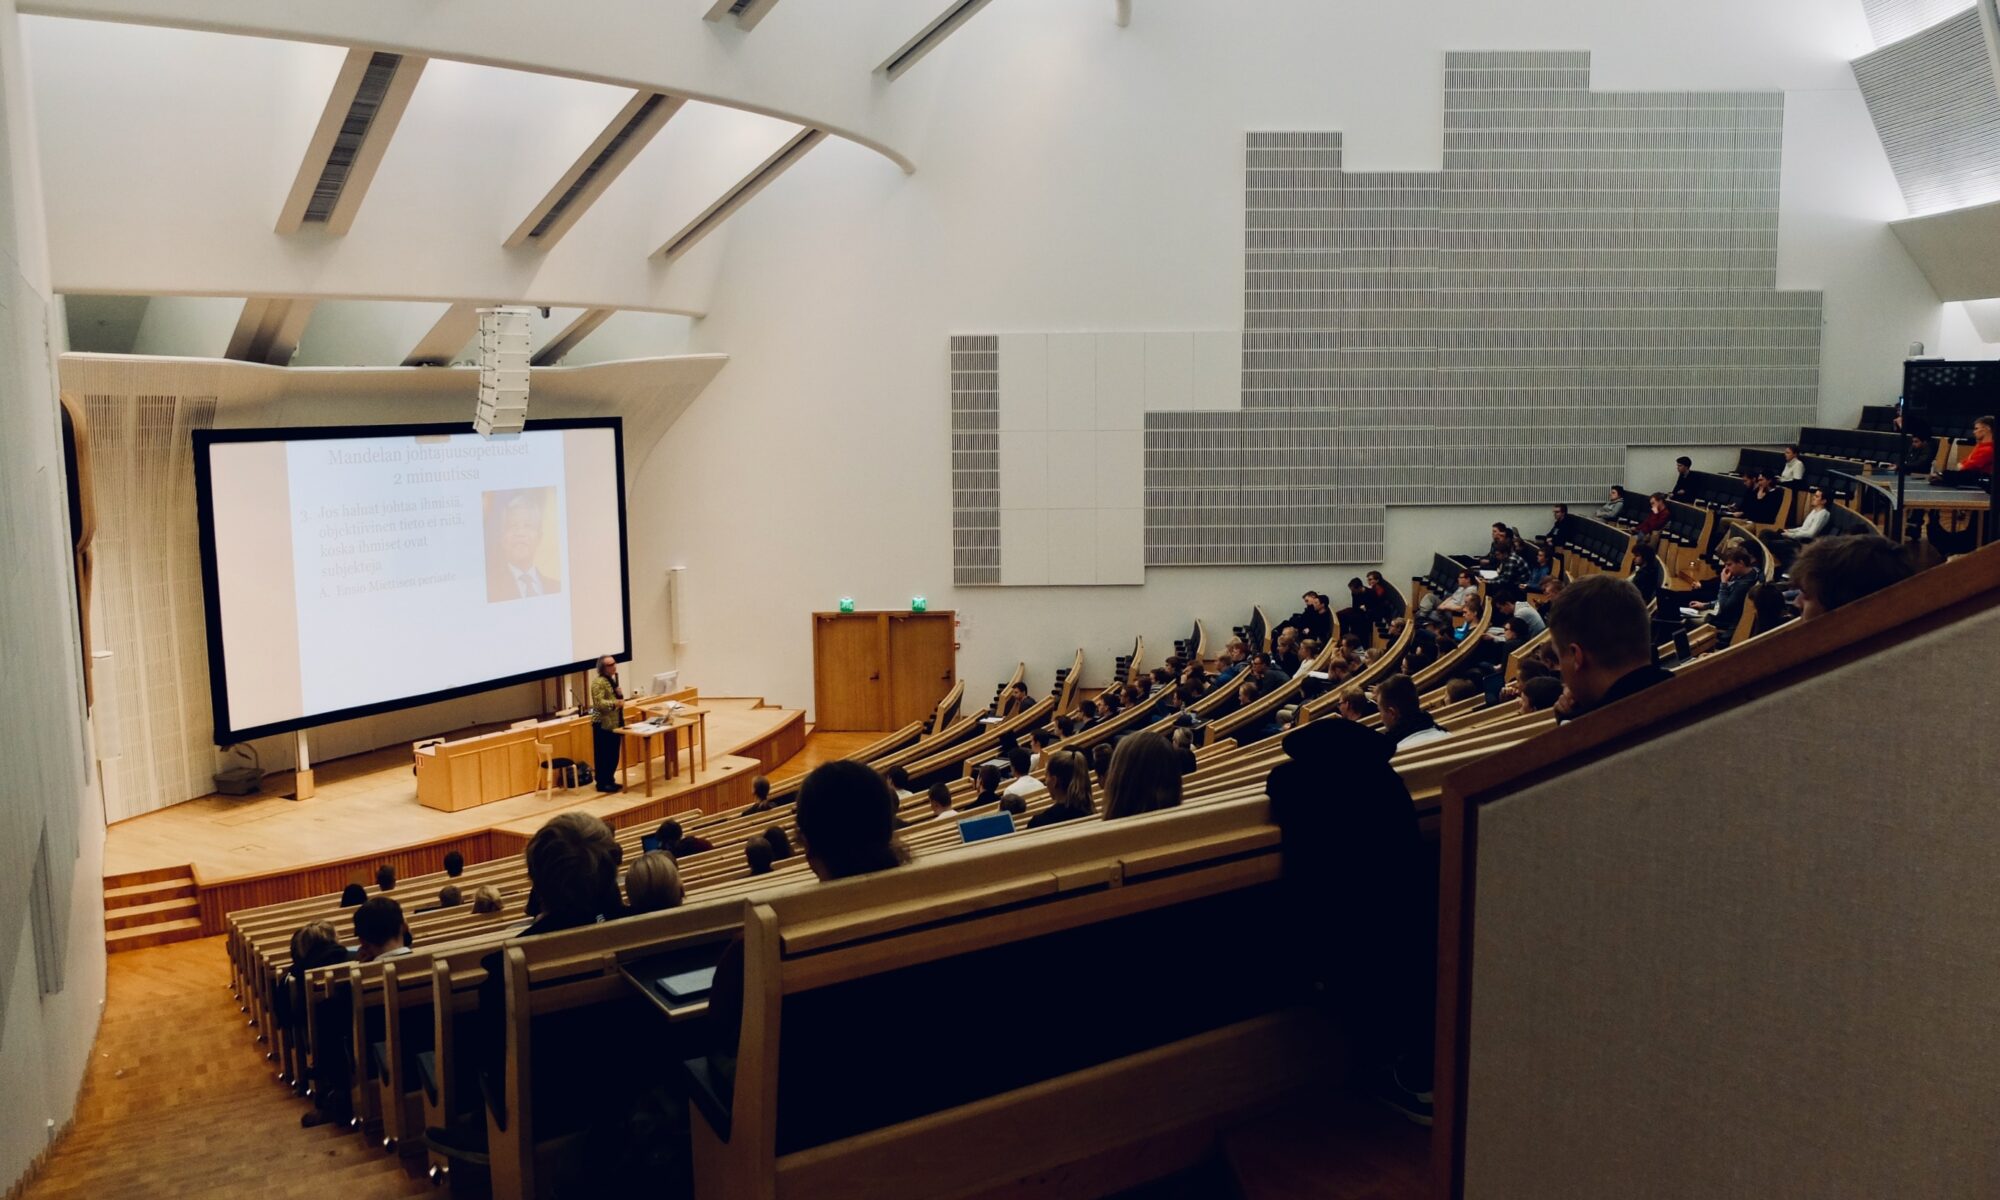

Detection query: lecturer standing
xmin=589 ymin=656 xmax=624 ymax=793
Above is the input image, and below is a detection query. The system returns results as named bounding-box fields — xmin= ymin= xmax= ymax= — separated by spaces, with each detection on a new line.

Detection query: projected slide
xmin=195 ymin=420 xmax=629 ymax=742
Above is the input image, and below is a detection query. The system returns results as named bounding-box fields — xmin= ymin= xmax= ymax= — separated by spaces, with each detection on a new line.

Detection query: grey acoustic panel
xmin=1853 ymin=9 xmax=2000 ymax=215
xmin=1862 ymin=0 xmax=1974 ymax=46
xmin=952 ymin=51 xmax=1823 ymax=577
xmin=949 ymin=334 xmax=1000 ymax=584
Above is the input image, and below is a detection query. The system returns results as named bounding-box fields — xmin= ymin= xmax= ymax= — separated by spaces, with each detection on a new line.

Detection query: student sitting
xmin=763 ymin=827 xmax=792 ymax=860
xmin=1101 ymin=732 xmax=1184 ymax=820
xmin=1375 ymin=674 xmax=1448 ymax=750
xmin=925 ymin=780 xmax=959 ymax=820
xmin=1076 ymin=698 xmax=1102 ymax=727
xmin=471 ymin=885 xmax=503 ymax=914
xmin=794 ymin=762 xmax=909 ymax=879
xmin=1169 ymin=727 xmax=1200 ymax=774
xmin=1273 ymin=629 xmax=1303 ymax=676
xmin=742 ymin=774 xmax=777 ymax=814
xmin=1524 ymin=545 xmax=1554 ymax=592
xmin=287 ymin=920 xmax=354 ymax=1127
xmin=655 ymin=818 xmax=714 ymax=858
xmin=443 ymin=850 xmax=465 ymax=878
xmin=743 ymin=836 xmax=776 ymax=876
xmin=353 ymin=896 xmax=410 ymax=963
xmin=1488 ymin=540 xmax=1531 ymax=590
xmin=1736 ymin=470 xmax=1783 ymax=524
xmin=1542 ymin=503 xmax=1570 ymax=546
xmin=1669 ymin=455 xmax=1695 ymax=501
xmin=623 ymin=851 xmax=684 ymax=914
xmin=1929 ymin=414 xmax=1994 ymax=487
xmin=1636 ymin=492 xmax=1671 ymax=537
xmin=339 ymin=883 xmax=366 ymax=908
xmin=1779 ymin=443 xmax=1805 ymax=483
xmin=1790 ymin=534 xmax=1917 ymax=618
xmin=1002 ymin=747 xmax=1047 ymax=799
xmin=1028 ymin=726 xmax=1057 ymax=770
xmin=1762 ymin=485 xmax=1833 ymax=569
xmin=1516 ymin=675 xmax=1565 ymax=714
xmin=1028 ymin=750 xmax=1096 ymax=827
xmin=1683 ymin=543 xmax=1762 ymax=647
xmin=435 ymin=884 xmax=462 ymax=910
xmin=1746 ymin=581 xmax=1794 ymax=637
xmin=884 ymin=765 xmax=915 ymax=798
xmin=1547 ymin=574 xmax=1672 ymax=719
xmin=1597 ymin=485 xmax=1630 ymax=522
xmin=1362 ymin=571 xmax=1405 ymax=630
xmin=1490 ymin=585 xmax=1545 ymax=637
xmin=1091 ymin=742 xmax=1114 ymax=784
xmin=995 ymin=680 xmax=1032 ymax=718
xmin=375 ymin=864 xmax=397 ymax=893
xmin=972 ymin=763 xmax=1005 ymax=809
xmin=1233 ymin=681 xmax=1282 ymax=744
xmin=1424 ymin=569 xmax=1479 ymax=618
xmin=1336 ymin=689 xmax=1378 ymax=723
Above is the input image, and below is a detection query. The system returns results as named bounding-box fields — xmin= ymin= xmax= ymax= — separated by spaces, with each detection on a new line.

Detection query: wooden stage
xmin=104 ymin=697 xmax=804 ymax=936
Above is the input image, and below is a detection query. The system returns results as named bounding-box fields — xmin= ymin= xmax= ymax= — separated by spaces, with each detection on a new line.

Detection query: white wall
xmin=627 ymin=0 xmax=1953 ymax=714
xmin=0 ymin=0 xmax=105 ymax=1189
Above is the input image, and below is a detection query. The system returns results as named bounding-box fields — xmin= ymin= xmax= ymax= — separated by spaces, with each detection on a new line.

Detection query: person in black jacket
xmin=1266 ymin=717 xmax=1436 ymax=1124
xmin=1684 ymin=543 xmax=1761 ymax=647
xmin=1548 ymin=574 xmax=1673 ymax=720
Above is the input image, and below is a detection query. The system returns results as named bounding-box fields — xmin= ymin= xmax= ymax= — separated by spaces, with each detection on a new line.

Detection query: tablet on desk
xmin=1479 ymin=570 xmax=1498 ymax=581
xmin=959 ymin=812 xmax=1016 ymax=843
xmin=654 ymin=966 xmax=716 ymax=1005
xmin=1679 ymin=606 xmax=1703 ymax=618
xmin=641 ymin=835 xmax=662 ymax=854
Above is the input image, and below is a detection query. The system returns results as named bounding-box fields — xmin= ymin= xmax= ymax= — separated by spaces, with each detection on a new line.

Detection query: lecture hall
xmin=5 ymin=2 xmax=2000 ymax=1198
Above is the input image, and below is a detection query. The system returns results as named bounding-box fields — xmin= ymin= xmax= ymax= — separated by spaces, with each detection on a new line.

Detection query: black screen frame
xmin=192 ymin=417 xmax=631 ymax=745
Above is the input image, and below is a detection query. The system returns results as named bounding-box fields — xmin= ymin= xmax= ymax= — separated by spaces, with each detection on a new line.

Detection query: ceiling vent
xmin=506 ymin=92 xmax=685 ymax=251
xmin=655 ymin=128 xmax=826 ymax=262
xmin=277 ymin=49 xmax=427 ymax=236
xmin=704 ymin=0 xmax=782 ymax=31
xmin=877 ymin=0 xmax=997 ymax=81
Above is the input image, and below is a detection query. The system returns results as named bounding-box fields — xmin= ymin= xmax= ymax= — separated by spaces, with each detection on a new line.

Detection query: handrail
xmin=1432 ymin=541 xmax=2000 ymax=1200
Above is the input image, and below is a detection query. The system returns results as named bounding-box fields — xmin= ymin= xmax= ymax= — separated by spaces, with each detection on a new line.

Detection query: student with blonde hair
xmin=470 ymin=885 xmax=503 ymax=914
xmin=623 ymin=850 xmax=684 ymax=914
xmin=1028 ymin=750 xmax=1095 ymax=828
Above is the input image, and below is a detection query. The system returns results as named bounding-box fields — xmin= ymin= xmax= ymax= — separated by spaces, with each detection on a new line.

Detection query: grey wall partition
xmin=952 ymin=51 xmax=1824 ymax=583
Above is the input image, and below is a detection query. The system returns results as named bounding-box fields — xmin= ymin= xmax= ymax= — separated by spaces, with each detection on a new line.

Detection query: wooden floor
xmin=18 ymin=936 xmax=427 ymax=1200
xmin=103 ymin=697 xmax=801 ymax=882
xmin=765 ymin=728 xmax=889 ymax=784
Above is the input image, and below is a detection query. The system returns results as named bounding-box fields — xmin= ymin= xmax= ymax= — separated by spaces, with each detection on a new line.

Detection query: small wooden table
xmin=616 ymin=706 xmax=709 ymax=797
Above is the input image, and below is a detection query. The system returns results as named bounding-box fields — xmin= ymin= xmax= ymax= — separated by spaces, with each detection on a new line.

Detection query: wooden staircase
xmin=103 ymin=866 xmax=202 ymax=953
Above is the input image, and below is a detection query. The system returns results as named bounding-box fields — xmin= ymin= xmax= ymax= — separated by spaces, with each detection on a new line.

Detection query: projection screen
xmin=192 ymin=419 xmax=630 ymax=743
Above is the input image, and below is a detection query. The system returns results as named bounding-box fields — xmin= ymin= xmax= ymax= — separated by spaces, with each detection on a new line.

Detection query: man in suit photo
xmin=484 ymin=487 xmax=562 ymax=602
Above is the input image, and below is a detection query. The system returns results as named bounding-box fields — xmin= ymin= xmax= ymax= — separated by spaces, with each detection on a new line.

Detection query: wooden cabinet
xmin=812 ymin=611 xmax=956 ymax=731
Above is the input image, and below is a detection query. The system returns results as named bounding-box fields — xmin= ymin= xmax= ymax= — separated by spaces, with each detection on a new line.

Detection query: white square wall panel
xmin=1095 ymin=333 xmax=1145 ymax=430
xmin=1000 ymin=508 xmax=1049 ymax=586
xmin=1144 ymin=333 xmax=1195 ymax=412
xmin=1046 ymin=432 xmax=1096 ymax=511
xmin=997 ymin=334 xmax=1047 ymax=432
xmin=1096 ymin=508 xmax=1145 ymax=584
xmin=1192 ymin=331 xmax=1243 ymax=411
xmin=1095 ymin=429 xmax=1144 ymax=510
xmin=1047 ymin=509 xmax=1097 ymax=586
xmin=1046 ymin=334 xmax=1097 ymax=431
xmin=997 ymin=431 xmax=1048 ymax=509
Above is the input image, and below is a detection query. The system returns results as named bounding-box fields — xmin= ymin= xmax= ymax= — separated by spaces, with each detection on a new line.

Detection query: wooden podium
xmin=413 ymin=715 xmax=592 ymax=812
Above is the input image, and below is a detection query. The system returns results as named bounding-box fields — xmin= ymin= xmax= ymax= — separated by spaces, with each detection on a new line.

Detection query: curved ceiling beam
xmin=20 ymin=0 xmax=925 ymax=171
xmin=655 ymin=127 xmax=825 ymax=262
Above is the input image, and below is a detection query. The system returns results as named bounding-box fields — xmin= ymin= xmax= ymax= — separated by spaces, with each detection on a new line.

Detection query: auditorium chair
xmin=683 ymin=798 xmax=1332 ymax=1200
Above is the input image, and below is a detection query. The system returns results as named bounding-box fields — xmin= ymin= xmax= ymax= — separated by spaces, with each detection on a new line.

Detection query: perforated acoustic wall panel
xmin=951 ymin=51 xmax=1823 ymax=580
xmin=84 ymin=393 xmax=220 ymax=821
xmin=1862 ymin=0 xmax=1974 ymax=46
xmin=950 ymin=335 xmax=1000 ymax=584
xmin=1853 ymin=9 xmax=2000 ymax=216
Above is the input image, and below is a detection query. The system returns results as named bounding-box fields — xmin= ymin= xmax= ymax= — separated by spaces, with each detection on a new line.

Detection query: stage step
xmin=105 ymin=876 xmax=197 ymax=909
xmin=103 ymin=865 xmax=201 ymax=952
xmin=105 ymin=895 xmax=201 ymax=932
xmin=106 ymin=917 xmax=203 ymax=953
xmin=103 ymin=863 xmax=197 ymax=890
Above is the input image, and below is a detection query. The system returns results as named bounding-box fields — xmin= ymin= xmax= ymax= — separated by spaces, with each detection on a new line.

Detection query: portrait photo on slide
xmin=484 ymin=485 xmax=563 ymax=602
